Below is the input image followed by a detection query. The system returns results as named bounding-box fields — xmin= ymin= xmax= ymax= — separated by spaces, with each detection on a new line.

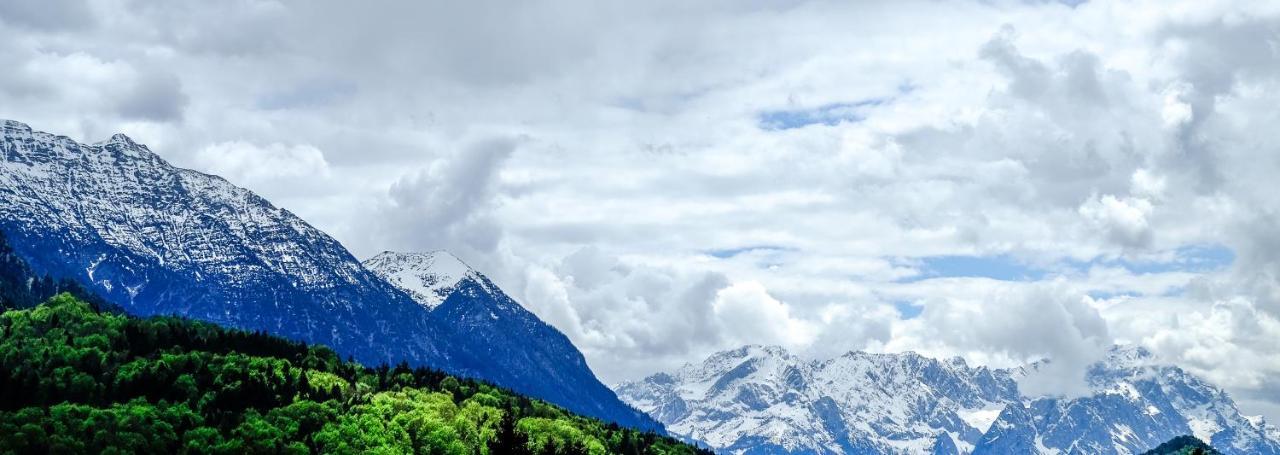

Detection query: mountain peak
xmin=102 ymin=133 xmax=138 ymax=147
xmin=1 ymin=119 xmax=32 ymax=133
xmin=1104 ymin=344 xmax=1157 ymax=368
xmin=737 ymin=344 xmax=792 ymax=357
xmin=364 ymin=250 xmax=478 ymax=310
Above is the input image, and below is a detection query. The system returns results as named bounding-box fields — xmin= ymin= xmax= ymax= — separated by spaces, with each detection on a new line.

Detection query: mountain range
xmin=0 ymin=120 xmax=658 ymax=431
xmin=615 ymin=345 xmax=1280 ymax=454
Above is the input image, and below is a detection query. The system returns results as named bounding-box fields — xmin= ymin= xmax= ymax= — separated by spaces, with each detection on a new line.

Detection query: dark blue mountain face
xmin=0 ymin=120 xmax=660 ymax=431
xmin=428 ymin=275 xmax=659 ymax=430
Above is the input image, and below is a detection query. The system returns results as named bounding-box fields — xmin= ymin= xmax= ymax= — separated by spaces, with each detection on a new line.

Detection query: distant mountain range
xmin=616 ymin=345 xmax=1280 ymax=454
xmin=0 ymin=120 xmax=659 ymax=431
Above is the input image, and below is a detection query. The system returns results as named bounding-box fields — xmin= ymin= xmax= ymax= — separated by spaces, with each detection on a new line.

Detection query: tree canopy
xmin=0 ymin=294 xmax=711 ymax=455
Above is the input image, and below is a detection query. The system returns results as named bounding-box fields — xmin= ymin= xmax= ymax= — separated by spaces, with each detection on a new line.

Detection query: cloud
xmin=1079 ymin=194 xmax=1154 ymax=249
xmin=378 ymin=136 xmax=517 ymax=255
xmin=0 ymin=0 xmax=95 ymax=31
xmin=194 ymin=141 xmax=331 ymax=182
xmin=894 ymin=281 xmax=1112 ymax=398
xmin=712 ymin=281 xmax=817 ymax=348
xmin=510 ymin=246 xmax=734 ymax=381
xmin=115 ymin=71 xmax=188 ymax=122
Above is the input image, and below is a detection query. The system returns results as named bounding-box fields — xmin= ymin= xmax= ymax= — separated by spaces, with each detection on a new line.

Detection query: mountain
xmin=363 ymin=251 xmax=477 ymax=310
xmin=616 ymin=345 xmax=1019 ymax=454
xmin=364 ymin=250 xmax=660 ymax=432
xmin=1142 ymin=436 xmax=1221 ymax=455
xmin=0 ymin=293 xmax=708 ymax=454
xmin=0 ymin=120 xmax=659 ymax=431
xmin=616 ymin=345 xmax=1280 ymax=455
xmin=973 ymin=347 xmax=1280 ymax=455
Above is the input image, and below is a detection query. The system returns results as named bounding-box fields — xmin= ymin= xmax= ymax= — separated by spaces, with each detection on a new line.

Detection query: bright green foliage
xmin=0 ymin=294 xmax=712 ymax=455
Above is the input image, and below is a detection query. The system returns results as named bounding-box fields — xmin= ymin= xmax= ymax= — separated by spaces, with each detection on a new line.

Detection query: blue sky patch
xmin=894 ymin=300 xmax=924 ymax=319
xmin=1085 ymin=290 xmax=1142 ymax=300
xmin=901 ymin=244 xmax=1234 ymax=283
xmin=706 ymin=245 xmax=791 ymax=259
xmin=906 ymin=254 xmax=1046 ymax=282
xmin=1124 ymin=244 xmax=1235 ymax=274
xmin=758 ymin=99 xmax=884 ymax=131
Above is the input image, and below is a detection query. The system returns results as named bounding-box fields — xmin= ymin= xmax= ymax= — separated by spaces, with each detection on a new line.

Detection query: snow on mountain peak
xmin=1104 ymin=344 xmax=1156 ymax=367
xmin=99 ymin=133 xmax=140 ymax=147
xmin=363 ymin=250 xmax=480 ymax=310
xmin=2 ymin=119 xmax=32 ymax=132
xmin=619 ymin=344 xmax=1280 ymax=455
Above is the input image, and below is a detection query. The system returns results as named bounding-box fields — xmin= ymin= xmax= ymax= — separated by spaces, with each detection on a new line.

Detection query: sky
xmin=2 ymin=0 xmax=1280 ymax=420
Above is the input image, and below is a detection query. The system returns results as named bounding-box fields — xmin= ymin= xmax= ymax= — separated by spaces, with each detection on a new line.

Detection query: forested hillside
xmin=0 ymin=294 xmax=710 ymax=454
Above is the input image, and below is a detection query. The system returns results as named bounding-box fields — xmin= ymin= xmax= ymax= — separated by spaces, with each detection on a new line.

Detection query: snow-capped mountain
xmin=364 ymin=250 xmax=659 ymax=430
xmin=364 ymin=251 xmax=486 ymax=310
xmin=0 ymin=120 xmax=659 ymax=431
xmin=617 ymin=345 xmax=1018 ymax=454
xmin=0 ymin=119 xmax=442 ymax=364
xmin=616 ymin=345 xmax=1280 ymax=454
xmin=974 ymin=347 xmax=1280 ymax=455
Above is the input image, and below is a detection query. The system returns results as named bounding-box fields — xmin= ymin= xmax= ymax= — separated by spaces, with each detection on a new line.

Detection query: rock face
xmin=364 ymin=251 xmax=658 ymax=431
xmin=617 ymin=345 xmax=1280 ymax=454
xmin=973 ymin=347 xmax=1280 ymax=455
xmin=0 ymin=120 xmax=660 ymax=431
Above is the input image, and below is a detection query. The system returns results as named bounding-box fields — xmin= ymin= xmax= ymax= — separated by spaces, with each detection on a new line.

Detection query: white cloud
xmin=713 ymin=281 xmax=817 ymax=349
xmin=1161 ymin=83 xmax=1195 ymax=128
xmin=1079 ymin=194 xmax=1155 ymax=249
xmin=194 ymin=141 xmax=330 ymax=181
xmin=377 ymin=136 xmax=517 ymax=257
xmin=888 ymin=280 xmax=1112 ymax=398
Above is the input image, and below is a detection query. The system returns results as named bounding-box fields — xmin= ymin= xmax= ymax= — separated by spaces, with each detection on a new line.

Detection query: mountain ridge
xmin=617 ymin=344 xmax=1280 ymax=454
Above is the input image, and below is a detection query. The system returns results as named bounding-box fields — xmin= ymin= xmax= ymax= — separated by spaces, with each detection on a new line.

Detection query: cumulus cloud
xmin=1079 ymin=194 xmax=1155 ymax=249
xmin=378 ymin=136 xmax=517 ymax=256
xmin=891 ymin=281 xmax=1112 ymax=398
xmin=713 ymin=281 xmax=817 ymax=348
xmin=497 ymin=246 xmax=733 ymax=381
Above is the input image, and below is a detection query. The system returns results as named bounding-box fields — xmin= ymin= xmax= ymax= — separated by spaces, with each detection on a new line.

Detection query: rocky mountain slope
xmin=365 ymin=250 xmax=658 ymax=431
xmin=617 ymin=345 xmax=1280 ymax=454
xmin=974 ymin=347 xmax=1280 ymax=455
xmin=0 ymin=120 xmax=659 ymax=431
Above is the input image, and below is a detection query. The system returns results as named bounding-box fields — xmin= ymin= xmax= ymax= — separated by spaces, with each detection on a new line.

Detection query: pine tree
xmin=488 ymin=412 xmax=532 ymax=455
